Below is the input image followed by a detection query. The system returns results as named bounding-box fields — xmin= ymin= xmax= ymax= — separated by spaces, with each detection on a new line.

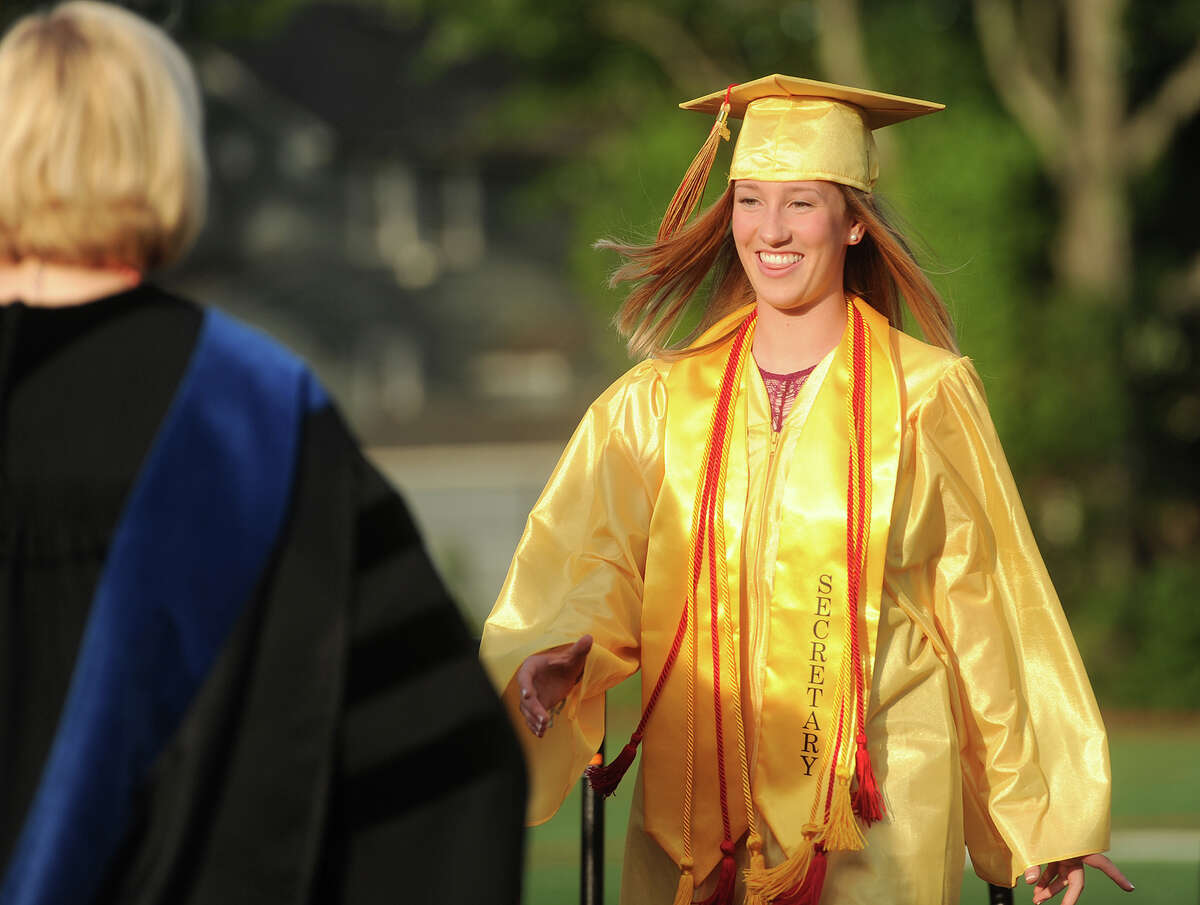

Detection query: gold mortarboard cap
xmin=679 ymin=74 xmax=944 ymax=130
xmin=657 ymin=75 xmax=943 ymax=239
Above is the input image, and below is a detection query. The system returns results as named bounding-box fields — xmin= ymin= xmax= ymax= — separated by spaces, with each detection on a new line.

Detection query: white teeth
xmin=758 ymin=252 xmax=802 ymax=266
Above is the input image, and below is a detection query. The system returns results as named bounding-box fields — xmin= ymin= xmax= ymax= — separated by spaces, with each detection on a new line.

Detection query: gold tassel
xmin=743 ymin=834 xmax=814 ymax=902
xmin=818 ymin=774 xmax=865 ymax=853
xmin=672 ymin=862 xmax=695 ymax=905
xmin=742 ymin=832 xmax=769 ymax=905
xmin=658 ymin=101 xmax=731 ymax=241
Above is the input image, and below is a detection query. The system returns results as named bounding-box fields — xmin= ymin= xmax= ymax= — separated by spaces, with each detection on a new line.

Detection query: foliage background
xmin=4 ymin=1 xmax=1198 ymax=900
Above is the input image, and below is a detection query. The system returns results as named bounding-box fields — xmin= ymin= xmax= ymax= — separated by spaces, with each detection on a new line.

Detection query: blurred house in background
xmin=165 ymin=4 xmax=612 ymax=622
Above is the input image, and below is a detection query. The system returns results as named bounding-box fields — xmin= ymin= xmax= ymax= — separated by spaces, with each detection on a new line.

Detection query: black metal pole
xmin=581 ymin=735 xmax=605 ymax=905
xmin=987 ymin=883 xmax=1014 ymax=904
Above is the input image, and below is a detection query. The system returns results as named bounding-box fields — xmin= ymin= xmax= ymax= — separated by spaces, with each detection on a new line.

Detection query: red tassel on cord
xmin=586 ymin=733 xmax=642 ymax=797
xmin=852 ymin=733 xmax=885 ymax=825
xmin=776 ymin=846 xmax=828 ymax=905
xmin=697 ymin=841 xmax=737 ymax=905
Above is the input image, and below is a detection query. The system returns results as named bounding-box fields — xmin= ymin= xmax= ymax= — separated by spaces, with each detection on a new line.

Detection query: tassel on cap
xmin=658 ymin=85 xmax=735 ymax=241
xmin=852 ymin=733 xmax=885 ymax=825
xmin=585 ymin=732 xmax=641 ymax=796
xmin=697 ymin=841 xmax=737 ymax=905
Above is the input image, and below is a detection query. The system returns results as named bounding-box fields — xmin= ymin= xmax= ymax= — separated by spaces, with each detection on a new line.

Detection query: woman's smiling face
xmin=731 ymin=179 xmax=862 ymax=313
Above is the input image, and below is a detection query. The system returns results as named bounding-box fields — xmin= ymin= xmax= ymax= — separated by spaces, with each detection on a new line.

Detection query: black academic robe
xmin=0 ymin=285 xmax=525 ymax=905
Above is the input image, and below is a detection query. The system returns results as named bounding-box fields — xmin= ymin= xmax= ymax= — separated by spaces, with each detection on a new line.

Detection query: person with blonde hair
xmin=0 ymin=0 xmax=205 ymax=278
xmin=0 ymin=5 xmax=524 ymax=904
xmin=481 ymin=76 xmax=1133 ymax=904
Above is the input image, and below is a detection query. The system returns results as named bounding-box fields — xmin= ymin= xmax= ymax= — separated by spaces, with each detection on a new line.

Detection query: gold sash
xmin=640 ymin=298 xmax=901 ymax=879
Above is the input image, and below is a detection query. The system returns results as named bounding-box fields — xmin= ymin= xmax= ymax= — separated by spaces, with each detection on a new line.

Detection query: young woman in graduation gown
xmin=0 ymin=5 xmax=524 ymax=904
xmin=481 ymin=76 xmax=1132 ymax=905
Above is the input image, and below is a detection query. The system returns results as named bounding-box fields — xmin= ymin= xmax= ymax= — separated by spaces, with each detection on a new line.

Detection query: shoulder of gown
xmin=884 ymin=324 xmax=970 ymax=424
xmin=481 ymin=355 xmax=669 ymax=677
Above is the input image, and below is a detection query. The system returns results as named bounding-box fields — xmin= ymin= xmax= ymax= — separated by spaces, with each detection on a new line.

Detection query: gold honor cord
xmin=588 ymin=317 xmax=756 ymax=847
xmin=848 ymin=308 xmax=884 ymax=824
xmin=674 ymin=315 xmax=755 ymax=905
xmin=687 ymin=317 xmax=756 ymax=905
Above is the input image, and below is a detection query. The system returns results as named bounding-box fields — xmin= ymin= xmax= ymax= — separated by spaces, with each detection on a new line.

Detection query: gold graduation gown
xmin=480 ymin=304 xmax=1111 ymax=904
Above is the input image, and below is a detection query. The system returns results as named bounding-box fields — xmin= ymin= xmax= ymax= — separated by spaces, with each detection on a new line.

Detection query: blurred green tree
xmin=972 ymin=0 xmax=1200 ymax=301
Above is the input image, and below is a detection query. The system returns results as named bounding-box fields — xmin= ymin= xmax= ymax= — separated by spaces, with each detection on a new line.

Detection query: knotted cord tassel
xmin=776 ymin=846 xmax=828 ymax=905
xmin=585 ymin=731 xmax=641 ymax=796
xmin=819 ymin=774 xmax=865 ymax=853
xmin=744 ymin=835 xmax=814 ymax=903
xmin=697 ymin=841 xmax=737 ymax=905
xmin=672 ymin=861 xmax=695 ymax=905
xmin=658 ymin=91 xmax=733 ymax=241
xmin=742 ymin=833 xmax=769 ymax=905
xmin=852 ymin=733 xmax=885 ymax=825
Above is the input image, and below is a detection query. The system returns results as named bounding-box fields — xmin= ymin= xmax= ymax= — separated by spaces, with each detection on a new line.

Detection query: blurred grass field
xmin=520 ymin=682 xmax=1199 ymax=904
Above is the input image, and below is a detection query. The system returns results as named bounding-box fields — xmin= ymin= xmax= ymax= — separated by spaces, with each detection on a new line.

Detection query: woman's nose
xmin=759 ymin=205 xmax=789 ymax=244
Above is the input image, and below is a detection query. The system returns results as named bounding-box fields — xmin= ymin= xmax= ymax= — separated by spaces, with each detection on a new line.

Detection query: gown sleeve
xmin=480 ymin=359 xmax=667 ymax=825
xmin=907 ymin=356 xmax=1111 ymax=886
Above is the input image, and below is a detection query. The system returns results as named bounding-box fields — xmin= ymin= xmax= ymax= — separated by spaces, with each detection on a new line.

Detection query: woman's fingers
xmin=514 ymin=661 xmax=549 ymax=736
xmin=1060 ymin=866 xmax=1085 ymax=905
xmin=1082 ymin=853 xmax=1134 ymax=891
xmin=1028 ymin=853 xmax=1132 ymax=904
xmin=515 ymin=635 xmax=594 ymax=738
xmin=1034 ymin=864 xmax=1055 ymax=890
xmin=1032 ymin=872 xmax=1070 ymax=904
xmin=1031 ymin=861 xmax=1076 ymax=904
xmin=521 ymin=683 xmax=549 ymax=721
xmin=518 ymin=690 xmax=550 ymax=736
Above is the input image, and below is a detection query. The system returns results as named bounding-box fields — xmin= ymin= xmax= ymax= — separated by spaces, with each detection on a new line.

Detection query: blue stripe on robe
xmin=1 ymin=308 xmax=328 ymax=905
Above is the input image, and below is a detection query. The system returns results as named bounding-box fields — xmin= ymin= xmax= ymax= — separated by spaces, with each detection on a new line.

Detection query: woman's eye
xmin=789 ymin=200 xmax=813 ymax=209
xmin=736 ymin=196 xmax=759 ymax=207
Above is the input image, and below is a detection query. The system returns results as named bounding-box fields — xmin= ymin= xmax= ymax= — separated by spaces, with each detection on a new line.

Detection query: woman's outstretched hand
xmin=1023 ymin=853 xmax=1134 ymax=904
xmin=514 ymin=635 xmax=593 ymax=737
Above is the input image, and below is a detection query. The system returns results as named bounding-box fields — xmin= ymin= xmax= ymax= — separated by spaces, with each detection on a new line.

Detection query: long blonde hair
xmin=600 ymin=182 xmax=957 ymax=359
